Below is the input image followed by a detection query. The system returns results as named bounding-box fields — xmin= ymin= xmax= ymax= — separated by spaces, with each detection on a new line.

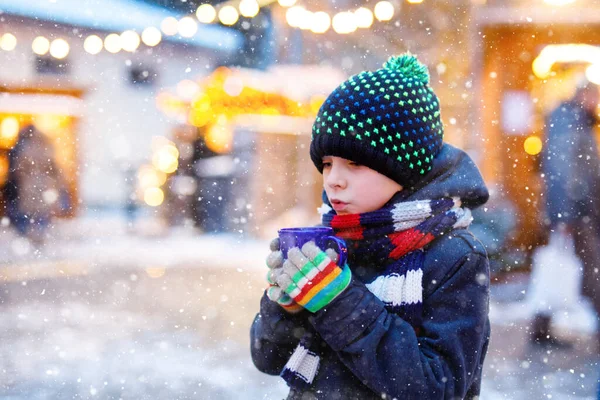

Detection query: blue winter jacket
xmin=251 ymin=144 xmax=490 ymax=399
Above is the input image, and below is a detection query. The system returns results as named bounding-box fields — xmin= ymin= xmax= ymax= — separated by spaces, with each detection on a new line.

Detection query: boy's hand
xmin=274 ymin=242 xmax=351 ymax=313
xmin=265 ymin=238 xmax=303 ymax=313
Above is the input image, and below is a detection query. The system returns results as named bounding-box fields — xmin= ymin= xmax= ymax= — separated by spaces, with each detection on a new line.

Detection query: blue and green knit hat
xmin=310 ymin=53 xmax=444 ymax=187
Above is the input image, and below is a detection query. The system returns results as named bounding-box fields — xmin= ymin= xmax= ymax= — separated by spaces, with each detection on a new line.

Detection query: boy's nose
xmin=325 ymin=166 xmax=347 ymax=189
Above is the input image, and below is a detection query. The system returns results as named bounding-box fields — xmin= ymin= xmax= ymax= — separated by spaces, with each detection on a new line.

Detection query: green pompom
xmin=383 ymin=54 xmax=430 ymax=85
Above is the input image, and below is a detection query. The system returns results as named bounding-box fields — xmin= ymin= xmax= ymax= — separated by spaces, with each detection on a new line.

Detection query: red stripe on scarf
xmin=389 ymin=230 xmax=436 ymax=259
xmin=331 ymin=214 xmax=364 ymax=240
xmin=293 ymin=261 xmax=338 ymax=304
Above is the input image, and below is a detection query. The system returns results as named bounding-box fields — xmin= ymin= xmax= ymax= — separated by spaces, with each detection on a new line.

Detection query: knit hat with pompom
xmin=310 ymin=53 xmax=444 ymax=187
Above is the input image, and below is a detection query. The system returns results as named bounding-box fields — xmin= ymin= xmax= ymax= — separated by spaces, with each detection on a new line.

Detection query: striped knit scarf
xmin=281 ymin=196 xmax=473 ymax=389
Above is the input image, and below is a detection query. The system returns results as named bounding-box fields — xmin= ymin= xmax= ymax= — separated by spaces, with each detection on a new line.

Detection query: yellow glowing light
xmin=32 ymin=36 xmax=50 ymax=55
xmin=178 ymin=17 xmax=198 ymax=37
xmin=239 ymin=0 xmax=260 ymax=18
xmin=144 ymin=187 xmax=164 ymax=207
xmin=153 ymin=144 xmax=179 ymax=174
xmin=311 ymin=11 xmax=331 ymax=33
xmin=354 ymin=7 xmax=374 ymax=28
xmin=142 ymin=27 xmax=162 ymax=47
xmin=310 ymin=95 xmax=326 ymax=114
xmin=49 ymin=38 xmax=70 ymax=59
xmin=146 ymin=266 xmax=166 ymax=278
xmin=586 ymin=63 xmax=600 ymax=85
xmin=524 ymin=136 xmax=543 ymax=155
xmin=219 ymin=6 xmax=239 ymax=25
xmin=332 ymin=12 xmax=357 ymax=34
xmin=286 ymin=6 xmax=306 ymax=28
xmin=189 ymin=93 xmax=212 ymax=127
xmin=0 ymin=33 xmax=17 ymax=51
xmin=544 ymin=0 xmax=575 ymax=5
xmin=84 ymin=35 xmax=103 ymax=54
xmin=205 ymin=117 xmax=233 ymax=153
xmin=1 ymin=117 xmax=19 ymax=141
xmin=197 ymin=4 xmax=217 ymax=23
xmin=533 ymin=44 xmax=600 ymax=79
xmin=161 ymin=16 xmax=179 ymax=36
xmin=407 ymin=0 xmax=424 ymax=3
xmin=138 ymin=165 xmax=167 ymax=188
xmin=374 ymin=1 xmax=395 ymax=21
xmin=104 ymin=33 xmax=122 ymax=53
xmin=33 ymin=114 xmax=70 ymax=135
xmin=120 ymin=30 xmax=140 ymax=52
xmin=278 ymin=0 xmax=297 ymax=7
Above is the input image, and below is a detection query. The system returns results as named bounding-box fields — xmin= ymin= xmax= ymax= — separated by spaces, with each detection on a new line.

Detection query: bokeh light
xmin=142 ymin=27 xmax=162 ymax=47
xmin=311 ymin=11 xmax=331 ymax=34
xmin=239 ymin=0 xmax=260 ymax=18
xmin=161 ymin=16 xmax=179 ymax=36
xmin=219 ymin=6 xmax=239 ymax=26
xmin=0 ymin=33 xmax=17 ymax=51
xmin=374 ymin=1 xmax=395 ymax=21
xmin=332 ymin=12 xmax=357 ymax=34
xmin=355 ymin=7 xmax=374 ymax=29
xmin=196 ymin=4 xmax=217 ymax=23
xmin=120 ymin=30 xmax=140 ymax=52
xmin=104 ymin=33 xmax=122 ymax=53
xmin=50 ymin=38 xmax=70 ymax=59
xmin=524 ymin=136 xmax=543 ymax=156
xmin=84 ymin=35 xmax=103 ymax=54
xmin=178 ymin=17 xmax=198 ymax=37
xmin=144 ymin=187 xmax=164 ymax=207
xmin=32 ymin=36 xmax=50 ymax=55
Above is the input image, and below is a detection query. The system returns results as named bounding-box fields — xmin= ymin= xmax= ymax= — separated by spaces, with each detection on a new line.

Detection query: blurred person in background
xmin=3 ymin=124 xmax=66 ymax=246
xmin=533 ymin=79 xmax=600 ymax=348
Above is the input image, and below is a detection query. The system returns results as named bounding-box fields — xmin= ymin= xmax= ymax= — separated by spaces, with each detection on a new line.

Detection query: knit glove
xmin=274 ymin=242 xmax=351 ymax=313
xmin=266 ymin=238 xmax=303 ymax=313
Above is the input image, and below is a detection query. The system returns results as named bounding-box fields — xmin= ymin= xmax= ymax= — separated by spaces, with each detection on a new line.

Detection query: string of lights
xmin=0 ymin=0 xmax=423 ymax=59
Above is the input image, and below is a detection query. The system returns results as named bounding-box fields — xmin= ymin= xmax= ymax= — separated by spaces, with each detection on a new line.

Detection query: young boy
xmin=250 ymin=54 xmax=490 ymax=399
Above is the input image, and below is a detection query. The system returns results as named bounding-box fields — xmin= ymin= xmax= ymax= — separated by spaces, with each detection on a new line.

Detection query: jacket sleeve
xmin=307 ymin=251 xmax=490 ymax=399
xmin=250 ymin=292 xmax=309 ymax=375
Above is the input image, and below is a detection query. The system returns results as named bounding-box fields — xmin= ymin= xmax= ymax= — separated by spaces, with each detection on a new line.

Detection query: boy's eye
xmin=349 ymin=161 xmax=362 ymax=167
xmin=322 ymin=162 xmax=332 ymax=168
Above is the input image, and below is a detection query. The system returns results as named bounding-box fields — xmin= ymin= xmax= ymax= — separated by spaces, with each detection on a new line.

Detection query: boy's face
xmin=322 ymin=156 xmax=403 ymax=215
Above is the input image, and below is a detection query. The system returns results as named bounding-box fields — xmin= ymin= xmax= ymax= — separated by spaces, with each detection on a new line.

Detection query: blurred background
xmin=0 ymin=0 xmax=599 ymax=398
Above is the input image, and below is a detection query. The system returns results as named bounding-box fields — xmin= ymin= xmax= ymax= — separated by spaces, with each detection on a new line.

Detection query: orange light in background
xmin=33 ymin=114 xmax=71 ymax=136
xmin=205 ymin=116 xmax=233 ymax=153
xmin=524 ymin=135 xmax=543 ymax=155
xmin=1 ymin=116 xmax=19 ymax=146
xmin=0 ymin=155 xmax=8 ymax=185
xmin=310 ymin=95 xmax=326 ymax=114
